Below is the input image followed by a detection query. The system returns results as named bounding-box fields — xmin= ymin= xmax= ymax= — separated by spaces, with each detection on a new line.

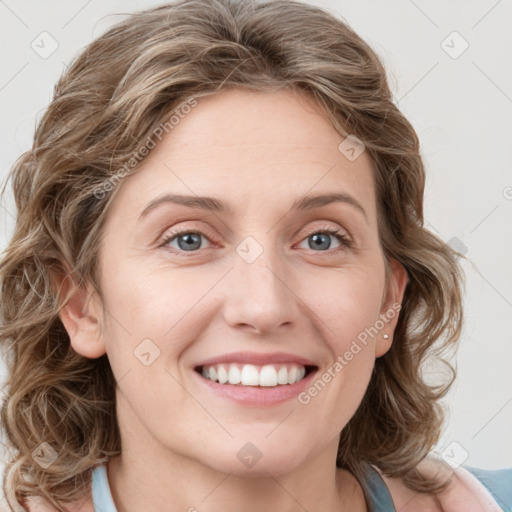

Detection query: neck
xmin=108 ymin=456 xmax=367 ymax=512
xmin=106 ymin=393 xmax=368 ymax=512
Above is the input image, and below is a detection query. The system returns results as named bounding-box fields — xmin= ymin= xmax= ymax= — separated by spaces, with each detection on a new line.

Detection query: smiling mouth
xmin=195 ymin=363 xmax=318 ymax=387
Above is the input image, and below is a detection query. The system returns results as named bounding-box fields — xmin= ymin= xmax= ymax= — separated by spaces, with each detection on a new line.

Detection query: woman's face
xmin=68 ymin=88 xmax=407 ymax=476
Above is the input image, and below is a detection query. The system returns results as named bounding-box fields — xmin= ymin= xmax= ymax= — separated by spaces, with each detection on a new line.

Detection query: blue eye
xmin=298 ymin=227 xmax=352 ymax=252
xmin=161 ymin=230 xmax=212 ymax=253
xmin=160 ymin=226 xmax=352 ymax=256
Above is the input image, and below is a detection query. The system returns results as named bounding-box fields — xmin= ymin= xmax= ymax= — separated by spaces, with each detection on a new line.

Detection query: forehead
xmin=107 ymin=88 xmax=377 ymax=223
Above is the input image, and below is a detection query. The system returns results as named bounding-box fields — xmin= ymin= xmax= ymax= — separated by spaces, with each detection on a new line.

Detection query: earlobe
xmin=54 ymin=268 xmax=107 ymax=359
xmin=375 ymin=258 xmax=409 ymax=358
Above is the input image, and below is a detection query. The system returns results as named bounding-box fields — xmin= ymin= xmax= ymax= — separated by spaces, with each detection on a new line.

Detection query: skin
xmin=58 ymin=87 xmax=411 ymax=512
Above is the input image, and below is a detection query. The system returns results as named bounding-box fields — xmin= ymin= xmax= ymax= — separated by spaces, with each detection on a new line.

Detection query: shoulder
xmin=373 ymin=455 xmax=511 ymax=512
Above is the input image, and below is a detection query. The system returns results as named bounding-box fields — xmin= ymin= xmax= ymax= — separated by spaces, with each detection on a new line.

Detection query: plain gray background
xmin=0 ymin=0 xmax=511 ymax=487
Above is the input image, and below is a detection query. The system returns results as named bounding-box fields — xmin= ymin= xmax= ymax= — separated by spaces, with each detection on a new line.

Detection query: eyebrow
xmin=138 ymin=192 xmax=368 ymax=222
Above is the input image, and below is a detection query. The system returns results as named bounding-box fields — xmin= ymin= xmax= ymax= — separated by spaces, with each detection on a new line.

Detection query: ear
xmin=54 ymin=266 xmax=107 ymax=359
xmin=375 ymin=258 xmax=409 ymax=358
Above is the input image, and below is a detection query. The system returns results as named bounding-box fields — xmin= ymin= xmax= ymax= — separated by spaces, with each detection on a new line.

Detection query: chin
xmin=196 ymin=442 xmax=306 ymax=478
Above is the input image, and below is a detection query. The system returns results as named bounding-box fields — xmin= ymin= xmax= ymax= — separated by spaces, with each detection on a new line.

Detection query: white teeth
xmin=240 ymin=364 xmax=259 ymax=386
xmin=228 ymin=365 xmax=241 ymax=385
xmin=277 ymin=366 xmax=288 ymax=385
xmin=217 ymin=364 xmax=229 ymax=384
xmin=200 ymin=363 xmax=309 ymax=387
xmin=259 ymin=365 xmax=278 ymax=387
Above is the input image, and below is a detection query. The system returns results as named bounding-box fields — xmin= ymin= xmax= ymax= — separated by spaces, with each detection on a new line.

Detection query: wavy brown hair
xmin=0 ymin=0 xmax=466 ymax=510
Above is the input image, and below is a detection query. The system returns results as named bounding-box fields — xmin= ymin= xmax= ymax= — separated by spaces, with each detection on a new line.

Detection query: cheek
xmin=305 ymin=265 xmax=385 ymax=351
xmin=296 ymin=270 xmax=383 ymax=433
xmin=98 ymin=265 xmax=206 ymax=422
xmin=100 ymin=261 xmax=214 ymax=365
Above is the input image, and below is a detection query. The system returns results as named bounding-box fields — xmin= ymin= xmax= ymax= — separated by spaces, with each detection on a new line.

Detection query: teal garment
xmin=91 ymin=462 xmax=512 ymax=512
xmin=361 ymin=463 xmax=396 ymax=511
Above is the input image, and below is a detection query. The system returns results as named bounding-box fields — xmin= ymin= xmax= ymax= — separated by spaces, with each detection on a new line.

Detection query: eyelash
xmin=159 ymin=225 xmax=353 ymax=257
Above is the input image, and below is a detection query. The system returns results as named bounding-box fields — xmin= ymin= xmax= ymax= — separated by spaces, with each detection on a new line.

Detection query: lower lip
xmin=193 ymin=368 xmax=318 ymax=406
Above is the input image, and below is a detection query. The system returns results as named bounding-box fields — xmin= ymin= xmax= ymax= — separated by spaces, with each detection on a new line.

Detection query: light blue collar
xmin=92 ymin=464 xmax=118 ymax=512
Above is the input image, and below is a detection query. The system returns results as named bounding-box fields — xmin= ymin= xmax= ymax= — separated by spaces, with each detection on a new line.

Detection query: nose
xmin=220 ymin=240 xmax=299 ymax=336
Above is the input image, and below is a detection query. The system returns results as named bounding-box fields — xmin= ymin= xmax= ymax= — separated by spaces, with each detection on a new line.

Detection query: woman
xmin=0 ymin=1 xmax=510 ymax=511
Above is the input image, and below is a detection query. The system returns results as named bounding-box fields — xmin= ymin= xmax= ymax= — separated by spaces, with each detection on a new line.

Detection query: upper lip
xmin=194 ymin=351 xmax=318 ymax=368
